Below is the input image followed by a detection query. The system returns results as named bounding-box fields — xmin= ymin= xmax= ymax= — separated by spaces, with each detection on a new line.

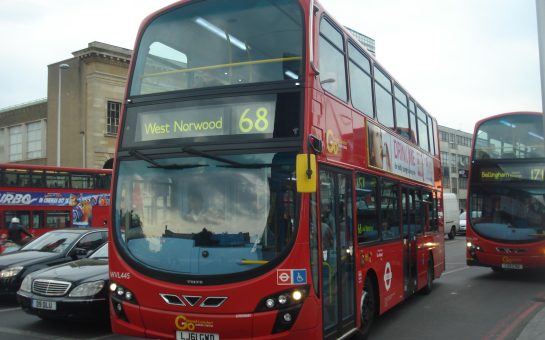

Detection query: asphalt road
xmin=0 ymin=237 xmax=544 ymax=340
xmin=370 ymin=237 xmax=545 ymax=340
xmin=0 ymin=298 xmax=136 ymax=340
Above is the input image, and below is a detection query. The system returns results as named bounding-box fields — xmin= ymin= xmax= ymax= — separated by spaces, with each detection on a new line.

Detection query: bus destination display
xmin=135 ymin=95 xmax=276 ymax=142
xmin=478 ymin=163 xmax=545 ymax=182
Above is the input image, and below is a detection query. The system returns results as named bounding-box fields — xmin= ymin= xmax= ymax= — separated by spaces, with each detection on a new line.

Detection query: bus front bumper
xmin=110 ymin=295 xmax=321 ymax=339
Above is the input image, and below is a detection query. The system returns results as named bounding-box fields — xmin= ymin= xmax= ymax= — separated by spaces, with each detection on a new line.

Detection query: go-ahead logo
xmin=175 ymin=315 xmax=214 ymax=331
xmin=175 ymin=315 xmax=195 ymax=331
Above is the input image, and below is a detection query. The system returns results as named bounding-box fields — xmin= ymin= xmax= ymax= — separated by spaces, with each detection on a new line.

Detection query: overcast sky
xmin=0 ymin=0 xmax=542 ymax=133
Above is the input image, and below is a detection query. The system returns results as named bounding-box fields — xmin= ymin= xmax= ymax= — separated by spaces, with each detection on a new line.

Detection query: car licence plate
xmin=176 ymin=331 xmax=220 ymax=340
xmin=501 ymin=263 xmax=523 ymax=270
xmin=32 ymin=299 xmax=57 ymax=310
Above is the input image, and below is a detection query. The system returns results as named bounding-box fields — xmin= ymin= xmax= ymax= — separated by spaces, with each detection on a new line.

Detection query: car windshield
xmin=21 ymin=232 xmax=80 ymax=253
xmin=114 ymin=152 xmax=298 ymax=276
xmin=469 ymin=185 xmax=545 ymax=242
xmin=89 ymin=243 xmax=108 ymax=259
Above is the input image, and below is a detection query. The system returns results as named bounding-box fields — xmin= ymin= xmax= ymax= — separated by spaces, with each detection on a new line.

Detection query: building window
xmin=440 ymin=151 xmax=448 ymax=165
xmin=440 ymin=131 xmax=448 ymax=142
xmin=9 ymin=125 xmax=22 ymax=161
xmin=450 ymin=153 xmax=457 ymax=166
xmin=442 ymin=177 xmax=450 ymax=189
xmin=107 ymin=101 xmax=121 ymax=134
xmin=451 ymin=178 xmax=458 ymax=194
xmin=459 ymin=177 xmax=468 ymax=189
xmin=27 ymin=121 xmax=42 ymax=159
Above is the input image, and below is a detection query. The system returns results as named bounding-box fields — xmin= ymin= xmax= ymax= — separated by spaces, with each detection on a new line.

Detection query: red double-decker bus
xmin=108 ymin=1 xmax=444 ymax=339
xmin=0 ymin=164 xmax=111 ymax=238
xmin=466 ymin=112 xmax=545 ymax=271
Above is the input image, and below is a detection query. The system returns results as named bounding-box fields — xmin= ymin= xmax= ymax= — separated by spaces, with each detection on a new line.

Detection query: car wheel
xmin=448 ymin=226 xmax=456 ymax=240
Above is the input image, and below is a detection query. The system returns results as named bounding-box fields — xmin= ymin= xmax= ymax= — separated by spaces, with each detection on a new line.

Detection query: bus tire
xmin=355 ymin=276 xmax=376 ymax=340
xmin=421 ymin=255 xmax=434 ymax=294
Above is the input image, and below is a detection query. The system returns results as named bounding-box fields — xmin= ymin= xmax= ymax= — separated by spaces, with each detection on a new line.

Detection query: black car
xmin=0 ymin=228 xmax=107 ymax=297
xmin=17 ymin=242 xmax=109 ymax=322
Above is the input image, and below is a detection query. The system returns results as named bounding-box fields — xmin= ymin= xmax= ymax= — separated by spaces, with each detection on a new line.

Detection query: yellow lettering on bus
xmin=531 ymin=168 xmax=544 ymax=181
xmin=238 ymin=108 xmax=269 ymax=133
xmin=144 ymin=122 xmax=170 ymax=134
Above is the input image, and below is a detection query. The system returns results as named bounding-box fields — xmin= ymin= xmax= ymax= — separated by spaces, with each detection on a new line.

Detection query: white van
xmin=443 ymin=193 xmax=460 ymax=240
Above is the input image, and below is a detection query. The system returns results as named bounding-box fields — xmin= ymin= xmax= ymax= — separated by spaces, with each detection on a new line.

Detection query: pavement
xmin=517 ymin=304 xmax=545 ymax=340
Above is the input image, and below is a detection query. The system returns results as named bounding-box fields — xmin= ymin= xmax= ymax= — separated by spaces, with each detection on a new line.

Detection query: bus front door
xmin=402 ymin=188 xmax=418 ymax=297
xmin=319 ymin=168 xmax=356 ymax=339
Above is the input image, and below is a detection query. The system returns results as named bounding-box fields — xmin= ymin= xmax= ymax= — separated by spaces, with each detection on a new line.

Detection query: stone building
xmin=0 ymin=41 xmax=131 ymax=169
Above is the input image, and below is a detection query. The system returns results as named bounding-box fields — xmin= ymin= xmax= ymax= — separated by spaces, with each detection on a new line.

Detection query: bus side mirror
xmin=296 ymin=154 xmax=316 ymax=193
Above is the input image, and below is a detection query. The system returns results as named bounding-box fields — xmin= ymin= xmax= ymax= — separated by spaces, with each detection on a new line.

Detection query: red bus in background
xmin=109 ymin=0 xmax=445 ymax=339
xmin=466 ymin=112 xmax=545 ymax=271
xmin=0 ymin=164 xmax=111 ymax=238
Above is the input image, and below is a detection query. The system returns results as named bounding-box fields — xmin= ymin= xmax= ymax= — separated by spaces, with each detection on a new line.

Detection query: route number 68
xmin=239 ymin=107 xmax=269 ymax=133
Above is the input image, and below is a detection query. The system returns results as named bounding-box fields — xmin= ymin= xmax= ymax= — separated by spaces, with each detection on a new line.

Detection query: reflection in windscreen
xmin=115 ymin=153 xmax=297 ymax=276
xmin=474 ymin=114 xmax=545 ymax=160
xmin=130 ymin=0 xmax=303 ymax=95
xmin=470 ymin=186 xmax=545 ymax=242
xmin=22 ymin=232 xmax=79 ymax=253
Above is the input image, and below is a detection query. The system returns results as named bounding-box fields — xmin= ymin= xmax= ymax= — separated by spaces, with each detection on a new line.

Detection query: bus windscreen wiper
xmin=182 ymin=147 xmax=272 ymax=169
xmin=129 ymin=149 xmax=208 ymax=170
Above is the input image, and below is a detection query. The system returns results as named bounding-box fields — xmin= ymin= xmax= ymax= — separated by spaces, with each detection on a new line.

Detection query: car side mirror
xmin=71 ymin=247 xmax=88 ymax=257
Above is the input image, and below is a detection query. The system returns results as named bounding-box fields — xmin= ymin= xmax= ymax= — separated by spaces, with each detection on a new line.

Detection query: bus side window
xmin=356 ymin=174 xmax=379 ymax=243
xmin=380 ymin=180 xmax=400 ymax=240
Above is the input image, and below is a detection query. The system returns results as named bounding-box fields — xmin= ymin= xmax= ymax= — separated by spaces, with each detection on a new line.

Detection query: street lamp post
xmin=57 ymin=63 xmax=70 ymax=167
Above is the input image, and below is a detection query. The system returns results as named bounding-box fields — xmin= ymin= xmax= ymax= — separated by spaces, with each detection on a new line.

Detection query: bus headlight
xmin=255 ymin=286 xmax=308 ymax=312
xmin=254 ymin=286 xmax=309 ymax=334
xmin=109 ymin=281 xmax=138 ymax=322
xmin=292 ymin=290 xmax=303 ymax=301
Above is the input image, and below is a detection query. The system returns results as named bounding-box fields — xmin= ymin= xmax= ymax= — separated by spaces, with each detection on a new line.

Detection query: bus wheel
xmin=356 ymin=276 xmax=376 ymax=339
xmin=421 ymin=256 xmax=434 ymax=294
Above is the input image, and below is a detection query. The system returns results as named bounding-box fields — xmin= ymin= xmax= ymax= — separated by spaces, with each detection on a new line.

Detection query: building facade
xmin=438 ymin=125 xmax=473 ymax=211
xmin=0 ymin=99 xmax=48 ymax=165
xmin=0 ymin=42 xmax=131 ymax=169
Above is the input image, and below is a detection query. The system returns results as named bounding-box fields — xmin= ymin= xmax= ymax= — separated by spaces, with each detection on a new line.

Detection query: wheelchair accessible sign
xmin=277 ymin=269 xmax=307 ymax=285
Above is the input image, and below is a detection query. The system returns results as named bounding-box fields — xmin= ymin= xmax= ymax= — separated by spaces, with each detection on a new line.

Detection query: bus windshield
xmin=469 ymin=185 xmax=545 ymax=243
xmin=114 ymin=152 xmax=298 ymax=276
xmin=474 ymin=114 xmax=545 ymax=160
xmin=130 ymin=0 xmax=303 ymax=96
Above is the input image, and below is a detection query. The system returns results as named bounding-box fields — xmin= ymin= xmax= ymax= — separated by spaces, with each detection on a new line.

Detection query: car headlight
xmin=0 ymin=266 xmax=24 ymax=278
xmin=68 ymin=280 xmax=105 ymax=297
xmin=19 ymin=274 xmax=33 ymax=293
